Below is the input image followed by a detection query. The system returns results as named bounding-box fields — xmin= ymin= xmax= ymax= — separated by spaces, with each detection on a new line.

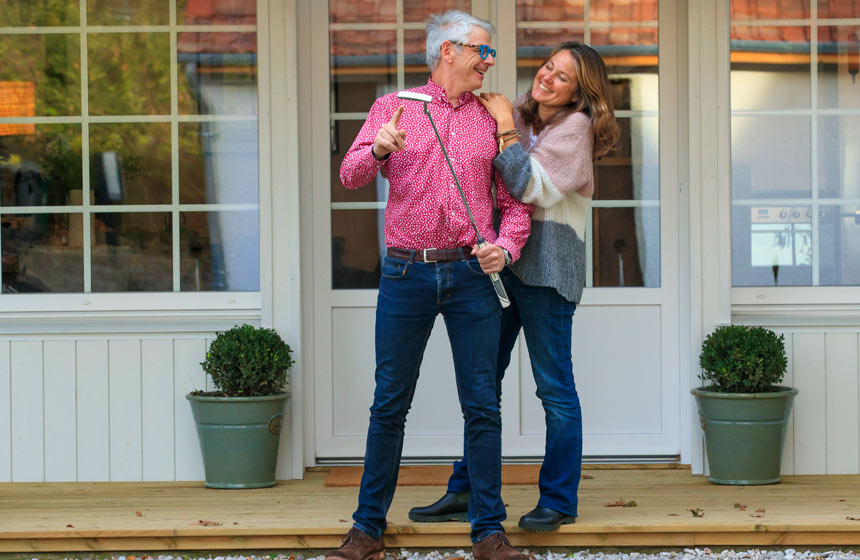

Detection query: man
xmin=327 ymin=10 xmax=533 ymax=560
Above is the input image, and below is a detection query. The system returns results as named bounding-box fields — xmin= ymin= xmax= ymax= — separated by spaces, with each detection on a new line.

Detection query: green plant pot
xmin=691 ymin=386 xmax=797 ymax=485
xmin=186 ymin=393 xmax=289 ymax=489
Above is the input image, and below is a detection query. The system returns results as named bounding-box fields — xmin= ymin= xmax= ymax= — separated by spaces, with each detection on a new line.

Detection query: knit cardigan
xmin=494 ymin=96 xmax=594 ymax=303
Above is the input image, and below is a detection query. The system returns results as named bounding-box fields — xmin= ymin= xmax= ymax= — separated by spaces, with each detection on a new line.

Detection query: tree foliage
xmin=699 ymin=325 xmax=787 ymax=393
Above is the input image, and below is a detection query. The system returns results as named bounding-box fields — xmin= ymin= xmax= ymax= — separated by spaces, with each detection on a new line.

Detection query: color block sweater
xmin=494 ymin=96 xmax=594 ymax=303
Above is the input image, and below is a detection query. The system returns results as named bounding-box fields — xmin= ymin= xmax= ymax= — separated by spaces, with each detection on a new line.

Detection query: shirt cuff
xmin=494 ymin=237 xmax=522 ymax=263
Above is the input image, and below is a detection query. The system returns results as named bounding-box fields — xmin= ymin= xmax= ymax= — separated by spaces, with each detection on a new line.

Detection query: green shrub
xmin=699 ymin=325 xmax=787 ymax=393
xmin=200 ymin=324 xmax=293 ymax=397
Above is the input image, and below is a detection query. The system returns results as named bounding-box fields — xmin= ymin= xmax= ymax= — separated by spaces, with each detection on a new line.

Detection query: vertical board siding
xmin=824 ymin=332 xmax=860 ymax=474
xmin=10 ymin=341 xmax=44 ymax=482
xmin=0 ymin=341 xmax=12 ymax=481
xmin=779 ymin=331 xmax=795 ymax=475
xmin=141 ymin=339 xmax=176 ymax=481
xmin=173 ymin=338 xmax=207 ymax=481
xmin=44 ymin=341 xmax=77 ymax=481
xmin=109 ymin=340 xmax=143 ymax=481
xmin=792 ymin=333 xmax=828 ymax=474
xmin=76 ymin=340 xmax=110 ymax=481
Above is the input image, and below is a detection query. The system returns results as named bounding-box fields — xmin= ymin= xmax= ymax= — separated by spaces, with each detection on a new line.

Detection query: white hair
xmin=425 ymin=10 xmax=495 ymax=72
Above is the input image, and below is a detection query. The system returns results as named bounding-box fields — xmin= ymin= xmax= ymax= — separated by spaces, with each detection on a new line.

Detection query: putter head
xmin=396 ymin=91 xmax=432 ymax=103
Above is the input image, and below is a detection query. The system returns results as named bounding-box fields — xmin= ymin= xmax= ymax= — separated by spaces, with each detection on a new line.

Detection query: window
xmin=0 ymin=0 xmax=260 ymax=294
xmin=730 ymin=0 xmax=860 ymax=287
xmin=516 ymin=0 xmax=660 ymax=288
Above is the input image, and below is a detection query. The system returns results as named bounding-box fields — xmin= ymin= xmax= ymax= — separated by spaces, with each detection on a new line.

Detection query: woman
xmin=409 ymin=42 xmax=620 ymax=531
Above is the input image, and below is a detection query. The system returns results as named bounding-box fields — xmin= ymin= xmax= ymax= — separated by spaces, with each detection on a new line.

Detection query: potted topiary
xmin=691 ymin=325 xmax=798 ymax=485
xmin=187 ymin=324 xmax=293 ymax=489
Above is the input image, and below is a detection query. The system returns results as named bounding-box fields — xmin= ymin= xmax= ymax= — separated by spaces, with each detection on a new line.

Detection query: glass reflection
xmin=820 ymin=205 xmax=860 ymax=286
xmin=0 ymin=124 xmax=82 ymax=207
xmin=0 ymin=34 xmax=81 ymax=117
xmin=331 ymin=120 xmax=389 ymax=203
xmin=818 ymin=0 xmax=860 ymax=19
xmin=180 ymin=211 xmax=258 ymax=291
xmin=1 ymin=213 xmax=82 ymax=293
xmin=91 ymin=211 xmax=171 ymax=292
xmin=731 ymin=115 xmax=810 ymax=198
xmin=591 ymin=207 xmax=660 ymax=287
xmin=730 ymin=0 xmax=808 ymax=20
xmin=87 ymin=0 xmax=168 ymax=26
xmin=516 ymin=0 xmax=585 ymax=22
xmin=731 ymin=26 xmax=810 ymax=111
xmin=818 ymin=26 xmax=860 ymax=110
xmin=732 ymin=205 xmax=812 ymax=286
xmin=332 ymin=209 xmax=385 ymax=289
xmin=404 ymin=29 xmax=431 ymax=89
xmin=330 ymin=30 xmax=397 ymax=113
xmin=179 ymin=121 xmax=258 ymax=205
xmin=178 ymin=32 xmax=258 ymax=116
xmin=178 ymin=0 xmax=256 ymax=25
xmin=592 ymin=0 xmax=657 ymax=22
xmin=330 ymin=0 xmax=395 ymax=23
xmin=89 ymin=122 xmax=171 ymax=205
xmin=88 ymin=33 xmax=170 ymax=116
xmin=594 ymin=117 xmax=658 ymax=201
xmin=819 ymin=116 xmax=860 ymax=199
xmin=0 ymin=0 xmax=79 ymax=26
xmin=404 ymin=0 xmax=470 ymax=22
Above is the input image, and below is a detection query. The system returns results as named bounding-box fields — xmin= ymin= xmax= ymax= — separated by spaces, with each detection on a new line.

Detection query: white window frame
xmin=0 ymin=0 xmax=269 ymax=319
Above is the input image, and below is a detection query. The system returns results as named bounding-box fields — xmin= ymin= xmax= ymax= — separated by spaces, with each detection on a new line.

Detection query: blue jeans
xmin=352 ymin=254 xmax=505 ymax=543
xmin=446 ymin=269 xmax=582 ymax=517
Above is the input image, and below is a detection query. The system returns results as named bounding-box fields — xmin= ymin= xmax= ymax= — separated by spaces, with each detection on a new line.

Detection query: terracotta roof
xmin=181 ymin=0 xmax=255 ymax=25
xmin=0 ymin=82 xmax=35 ymax=137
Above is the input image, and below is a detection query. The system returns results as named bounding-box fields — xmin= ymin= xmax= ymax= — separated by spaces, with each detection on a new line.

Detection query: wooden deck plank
xmin=2 ymin=469 xmax=860 ymax=551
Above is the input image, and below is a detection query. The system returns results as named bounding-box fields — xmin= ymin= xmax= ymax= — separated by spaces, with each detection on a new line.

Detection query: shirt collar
xmin=424 ymin=78 xmax=475 ymax=108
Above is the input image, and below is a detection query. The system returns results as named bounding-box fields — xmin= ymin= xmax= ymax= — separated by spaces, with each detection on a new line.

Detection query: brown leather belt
xmin=387 ymin=247 xmax=473 ymax=263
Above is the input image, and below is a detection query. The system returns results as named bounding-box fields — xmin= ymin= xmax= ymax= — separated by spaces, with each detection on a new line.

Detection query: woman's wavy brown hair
xmin=518 ymin=41 xmax=620 ymax=160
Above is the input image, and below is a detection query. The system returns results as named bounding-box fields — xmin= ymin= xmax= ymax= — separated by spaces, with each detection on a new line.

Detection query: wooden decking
xmin=2 ymin=468 xmax=860 ymax=552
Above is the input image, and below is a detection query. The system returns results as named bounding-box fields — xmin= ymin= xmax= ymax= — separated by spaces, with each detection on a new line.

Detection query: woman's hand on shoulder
xmin=478 ymin=92 xmax=514 ymax=127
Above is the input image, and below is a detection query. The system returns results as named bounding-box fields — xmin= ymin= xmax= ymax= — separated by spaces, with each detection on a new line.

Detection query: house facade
xmin=1 ymin=0 xmax=859 ymax=482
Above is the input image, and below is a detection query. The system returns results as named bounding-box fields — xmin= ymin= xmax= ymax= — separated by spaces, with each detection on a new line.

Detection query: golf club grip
xmin=489 ymin=271 xmax=511 ymax=308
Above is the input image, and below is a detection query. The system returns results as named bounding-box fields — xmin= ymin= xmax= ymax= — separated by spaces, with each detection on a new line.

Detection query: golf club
xmin=396 ymin=90 xmax=510 ymax=308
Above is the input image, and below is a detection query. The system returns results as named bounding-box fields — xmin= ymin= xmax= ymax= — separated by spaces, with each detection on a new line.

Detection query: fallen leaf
xmin=840 ymin=499 xmax=847 ymax=502
xmin=733 ymin=503 xmax=747 ymax=510
xmin=135 ymin=511 xmax=143 ymax=517
xmin=847 ymin=516 xmax=860 ymax=521
xmin=66 ymin=523 xmax=74 ymax=528
xmin=756 ymin=508 xmax=766 ymax=513
xmin=750 ymin=513 xmax=764 ymax=518
xmin=688 ymin=508 xmax=704 ymax=517
xmin=339 ymin=519 xmax=349 ymax=523
xmin=190 ymin=519 xmax=222 ymax=526
xmin=581 ymin=474 xmax=594 ymax=480
xmin=605 ymin=498 xmax=637 ymax=507
xmin=667 ymin=513 xmax=679 ymax=516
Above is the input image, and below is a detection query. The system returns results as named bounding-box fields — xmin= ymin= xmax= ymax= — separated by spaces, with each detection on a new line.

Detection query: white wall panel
xmin=142 ymin=339 xmax=175 ymax=481
xmin=77 ymin=340 xmax=110 ymax=481
xmin=10 ymin=341 xmax=43 ymax=482
xmin=44 ymin=341 xmax=77 ymax=481
xmin=0 ymin=341 xmax=11 ymax=481
xmin=778 ymin=331 xmax=795 ymax=475
xmin=109 ymin=340 xmax=142 ymax=481
xmin=824 ymin=332 xmax=859 ymax=474
xmin=792 ymin=333 xmax=827 ymax=474
xmin=174 ymin=338 xmax=207 ymax=481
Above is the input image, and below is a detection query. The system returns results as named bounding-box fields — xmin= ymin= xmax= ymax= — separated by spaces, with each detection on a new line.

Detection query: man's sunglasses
xmin=450 ymin=41 xmax=496 ymax=60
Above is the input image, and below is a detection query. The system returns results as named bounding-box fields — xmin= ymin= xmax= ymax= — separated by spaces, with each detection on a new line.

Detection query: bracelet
xmin=498 ymin=132 xmax=519 ymax=152
xmin=495 ymin=128 xmax=518 ymax=138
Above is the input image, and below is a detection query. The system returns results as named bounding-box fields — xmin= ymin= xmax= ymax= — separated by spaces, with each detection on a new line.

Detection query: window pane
xmin=179 ymin=121 xmax=258 ymax=205
xmin=592 ymin=207 xmax=660 ymax=287
xmin=331 ymin=120 xmax=389 ymax=203
xmin=1 ymin=213 xmax=83 ymax=293
xmin=89 ymin=122 xmax=171 ymax=205
xmin=180 ymin=211 xmax=258 ymax=291
xmin=819 ymin=116 xmax=860 ymax=199
xmin=820 ymin=205 xmax=860 ymax=286
xmin=731 ymin=26 xmax=810 ymax=111
xmin=91 ymin=212 xmax=171 ymax=292
xmin=332 ymin=209 xmax=384 ymax=289
xmin=818 ymin=0 xmax=860 ymax=19
xmin=177 ymin=0 xmax=256 ymax=25
xmin=0 ymin=34 xmax=81 ymax=116
xmin=517 ymin=0 xmax=585 ymax=22
xmin=178 ymin=32 xmax=258 ymax=116
xmin=0 ymin=124 xmax=82 ymax=207
xmin=330 ymin=0 xmax=395 ymax=23
xmin=88 ymin=33 xmax=170 ymax=116
xmin=404 ymin=0 xmax=470 ymax=23
xmin=731 ymin=0 xmax=809 ymax=20
xmin=731 ymin=115 xmax=811 ymax=198
xmin=404 ymin=29 xmax=430 ymax=89
xmin=595 ymin=117 xmax=658 ymax=201
xmin=732 ymin=205 xmax=812 ymax=287
xmin=592 ymin=27 xmax=658 ymax=112
xmin=0 ymin=0 xmax=79 ymax=26
xmin=87 ymin=0 xmax=168 ymax=26
xmin=592 ymin=0 xmax=657 ymax=22
xmin=817 ymin=26 xmax=860 ymax=110
xmin=330 ymin=30 xmax=397 ymax=111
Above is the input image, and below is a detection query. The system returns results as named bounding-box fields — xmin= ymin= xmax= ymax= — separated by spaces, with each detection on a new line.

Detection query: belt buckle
xmin=422 ymin=248 xmax=438 ymax=263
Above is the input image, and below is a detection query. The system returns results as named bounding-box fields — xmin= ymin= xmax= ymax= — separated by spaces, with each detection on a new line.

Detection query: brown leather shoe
xmin=472 ymin=531 xmax=532 ymax=560
xmin=324 ymin=527 xmax=385 ymax=560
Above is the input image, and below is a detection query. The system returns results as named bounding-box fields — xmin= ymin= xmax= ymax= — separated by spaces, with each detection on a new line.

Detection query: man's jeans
xmin=352 ymin=254 xmax=505 ymax=543
xmin=446 ymin=269 xmax=582 ymax=517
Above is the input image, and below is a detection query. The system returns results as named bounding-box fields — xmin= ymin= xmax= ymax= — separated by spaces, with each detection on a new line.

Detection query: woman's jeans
xmin=446 ymin=269 xmax=582 ymax=517
xmin=352 ymin=255 xmax=506 ymax=543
